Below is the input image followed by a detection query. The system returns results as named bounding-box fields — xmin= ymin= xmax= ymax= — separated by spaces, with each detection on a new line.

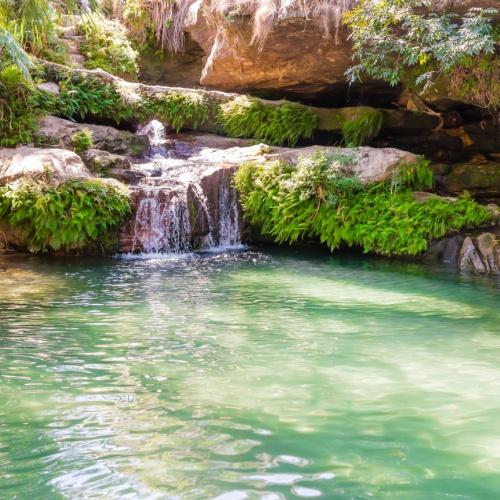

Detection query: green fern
xmin=341 ymin=109 xmax=384 ymax=147
xmin=218 ymin=95 xmax=318 ymax=146
xmin=0 ymin=179 xmax=130 ymax=253
xmin=234 ymin=152 xmax=491 ymax=257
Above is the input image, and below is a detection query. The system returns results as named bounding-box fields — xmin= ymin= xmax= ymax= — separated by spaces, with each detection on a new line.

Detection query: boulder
xmin=37 ymin=82 xmax=60 ymax=95
xmin=427 ymin=227 xmax=500 ymax=275
xmin=0 ymin=147 xmax=91 ymax=185
xmin=459 ymin=233 xmax=500 ymax=275
xmin=170 ymin=133 xmax=418 ymax=185
xmin=273 ymin=145 xmax=417 ymax=184
xmin=36 ymin=116 xmax=150 ymax=157
xmin=441 ymin=161 xmax=500 ymax=200
xmin=82 ymin=149 xmax=132 ymax=173
xmin=107 ymin=168 xmax=146 ymax=185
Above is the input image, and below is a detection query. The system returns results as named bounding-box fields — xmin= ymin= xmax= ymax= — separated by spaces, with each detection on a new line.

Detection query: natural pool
xmin=0 ymin=248 xmax=499 ymax=499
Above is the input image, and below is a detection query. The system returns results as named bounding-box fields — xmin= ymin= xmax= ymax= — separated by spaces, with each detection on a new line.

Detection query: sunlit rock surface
xmin=36 ymin=116 xmax=149 ymax=156
xmin=0 ymin=147 xmax=92 ymax=185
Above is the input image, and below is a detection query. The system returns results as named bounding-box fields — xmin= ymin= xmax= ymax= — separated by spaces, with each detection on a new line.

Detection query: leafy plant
xmin=0 ymin=178 xmax=130 ymax=253
xmin=343 ymin=1 xmax=498 ymax=109
xmin=234 ymin=152 xmax=491 ymax=256
xmin=79 ymin=13 xmax=139 ymax=78
xmin=0 ymin=27 xmax=32 ymax=79
xmin=140 ymin=91 xmax=209 ymax=132
xmin=218 ymin=96 xmax=318 ymax=146
xmin=71 ymin=128 xmax=93 ymax=153
xmin=51 ymin=74 xmax=135 ymax=123
xmin=341 ymin=109 xmax=384 ymax=147
xmin=0 ymin=64 xmax=42 ymax=146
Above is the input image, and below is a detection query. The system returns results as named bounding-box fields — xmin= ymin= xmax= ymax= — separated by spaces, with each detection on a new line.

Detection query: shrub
xmin=0 ymin=179 xmax=130 ymax=253
xmin=343 ymin=1 xmax=498 ymax=110
xmin=341 ymin=109 xmax=384 ymax=147
xmin=218 ymin=95 xmax=318 ymax=146
xmin=79 ymin=14 xmax=139 ymax=78
xmin=71 ymin=129 xmax=93 ymax=153
xmin=234 ymin=152 xmax=491 ymax=256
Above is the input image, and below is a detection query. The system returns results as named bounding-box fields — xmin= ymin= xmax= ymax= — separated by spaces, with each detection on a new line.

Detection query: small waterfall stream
xmin=122 ymin=121 xmax=243 ymax=254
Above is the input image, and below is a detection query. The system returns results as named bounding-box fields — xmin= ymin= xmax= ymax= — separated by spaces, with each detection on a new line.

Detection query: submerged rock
xmin=427 ymin=226 xmax=500 ymax=275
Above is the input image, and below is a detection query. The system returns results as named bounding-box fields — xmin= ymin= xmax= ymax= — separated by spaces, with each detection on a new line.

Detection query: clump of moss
xmin=79 ymin=14 xmax=139 ymax=79
xmin=234 ymin=152 xmax=491 ymax=256
xmin=0 ymin=179 xmax=130 ymax=253
xmin=71 ymin=129 xmax=94 ymax=153
xmin=218 ymin=95 xmax=318 ymax=146
xmin=341 ymin=108 xmax=384 ymax=147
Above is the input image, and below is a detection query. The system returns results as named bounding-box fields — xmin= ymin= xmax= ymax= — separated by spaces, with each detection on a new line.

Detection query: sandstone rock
xmin=273 ymin=145 xmax=417 ymax=184
xmin=430 ymin=228 xmax=500 ymax=275
xmin=441 ymin=161 xmax=500 ymax=199
xmin=108 ymin=168 xmax=146 ymax=185
xmin=178 ymin=0 xmax=499 ymax=101
xmin=36 ymin=116 xmax=149 ymax=157
xmin=458 ymin=234 xmax=500 ymax=275
xmin=82 ymin=149 xmax=132 ymax=173
xmin=0 ymin=147 xmax=91 ymax=185
xmin=459 ymin=237 xmax=486 ymax=273
xmin=37 ymin=82 xmax=60 ymax=95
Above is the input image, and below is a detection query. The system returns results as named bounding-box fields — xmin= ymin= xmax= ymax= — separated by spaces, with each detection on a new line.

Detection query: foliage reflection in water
xmin=0 ymin=248 xmax=499 ymax=499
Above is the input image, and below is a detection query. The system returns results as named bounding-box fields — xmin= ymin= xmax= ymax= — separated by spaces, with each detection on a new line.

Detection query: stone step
xmin=60 ymin=26 xmax=79 ymax=37
xmin=63 ymin=35 xmax=84 ymax=42
xmin=69 ymin=54 xmax=86 ymax=66
xmin=65 ymin=40 xmax=83 ymax=55
xmin=60 ymin=14 xmax=81 ymax=28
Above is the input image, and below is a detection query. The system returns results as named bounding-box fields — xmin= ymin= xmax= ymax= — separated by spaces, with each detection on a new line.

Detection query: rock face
xmin=439 ymin=161 xmax=500 ymax=201
xmin=36 ymin=116 xmax=149 ymax=156
xmin=0 ymin=147 xmax=91 ymax=185
xmin=138 ymin=0 xmax=499 ymax=103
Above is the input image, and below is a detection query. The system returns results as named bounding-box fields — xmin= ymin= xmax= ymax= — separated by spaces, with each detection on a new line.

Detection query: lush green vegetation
xmin=234 ymin=152 xmax=491 ymax=256
xmin=0 ymin=65 xmax=43 ymax=146
xmin=71 ymin=128 xmax=93 ymax=153
xmin=49 ymin=74 xmax=135 ymax=123
xmin=141 ymin=91 xmax=209 ymax=133
xmin=341 ymin=109 xmax=384 ymax=147
xmin=79 ymin=14 xmax=139 ymax=78
xmin=0 ymin=179 xmax=130 ymax=253
xmin=344 ymin=1 xmax=499 ymax=111
xmin=218 ymin=96 xmax=318 ymax=147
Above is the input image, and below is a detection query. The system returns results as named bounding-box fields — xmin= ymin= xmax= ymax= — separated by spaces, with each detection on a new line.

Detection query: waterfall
xmin=218 ymin=176 xmax=241 ymax=248
xmin=131 ymin=189 xmax=192 ymax=254
xmin=122 ymin=121 xmax=243 ymax=254
xmin=136 ymin=120 xmax=173 ymax=160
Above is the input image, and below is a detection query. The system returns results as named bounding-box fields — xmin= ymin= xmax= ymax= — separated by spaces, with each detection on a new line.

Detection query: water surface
xmin=0 ymin=249 xmax=499 ymax=499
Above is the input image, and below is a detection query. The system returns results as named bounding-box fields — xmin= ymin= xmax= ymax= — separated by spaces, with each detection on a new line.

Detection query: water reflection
xmin=0 ymin=249 xmax=499 ymax=498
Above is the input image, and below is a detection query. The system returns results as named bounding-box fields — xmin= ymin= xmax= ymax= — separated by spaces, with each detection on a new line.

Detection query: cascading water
xmin=218 ymin=175 xmax=241 ymax=247
xmin=136 ymin=120 xmax=173 ymax=160
xmin=131 ymin=189 xmax=192 ymax=253
xmin=122 ymin=121 xmax=243 ymax=254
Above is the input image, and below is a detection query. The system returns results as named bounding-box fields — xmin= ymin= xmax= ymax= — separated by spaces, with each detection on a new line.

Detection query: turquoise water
xmin=0 ymin=248 xmax=499 ymax=499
